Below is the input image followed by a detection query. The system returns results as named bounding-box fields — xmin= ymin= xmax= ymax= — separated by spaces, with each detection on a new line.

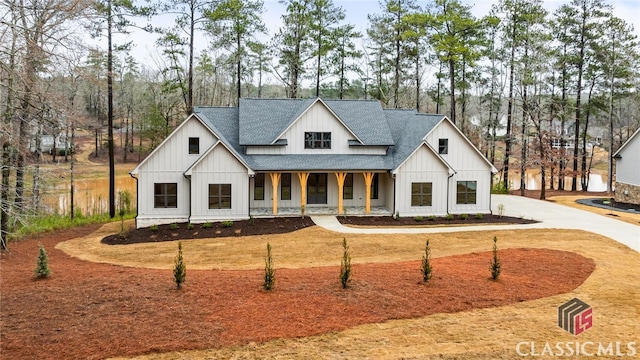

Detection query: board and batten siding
xmin=245 ymin=102 xmax=386 ymax=155
xmin=134 ymin=117 xmax=218 ymax=228
xmin=425 ymin=120 xmax=493 ymax=214
xmin=616 ymin=135 xmax=640 ymax=186
xmin=189 ymin=144 xmax=250 ymax=222
xmin=394 ymin=144 xmax=450 ymax=216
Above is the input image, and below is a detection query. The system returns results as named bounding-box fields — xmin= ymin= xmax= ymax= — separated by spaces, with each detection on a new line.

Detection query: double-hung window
xmin=411 ymin=182 xmax=432 ymax=206
xmin=154 ymin=183 xmax=177 ymax=208
xmin=456 ymin=181 xmax=477 ymax=204
xmin=209 ymin=184 xmax=231 ymax=209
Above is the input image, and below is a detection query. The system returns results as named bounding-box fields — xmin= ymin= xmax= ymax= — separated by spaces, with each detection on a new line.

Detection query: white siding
xmin=134 ymin=117 xmax=218 ymax=228
xmin=189 ymin=144 xmax=250 ymax=222
xmin=616 ymin=136 xmax=640 ymax=186
xmin=394 ymin=145 xmax=450 ymax=216
xmin=245 ymin=102 xmax=387 ymax=155
xmin=424 ymin=120 xmax=493 ymax=214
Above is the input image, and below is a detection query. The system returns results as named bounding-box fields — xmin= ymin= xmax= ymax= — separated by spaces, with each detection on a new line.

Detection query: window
xmin=254 ymin=173 xmax=265 ymax=200
xmin=188 ymin=137 xmax=199 ymax=154
xmin=281 ymin=173 xmax=291 ymax=200
xmin=411 ymin=182 xmax=432 ymax=206
xmin=343 ymin=173 xmax=353 ymax=200
xmin=438 ymin=139 xmax=448 ymax=154
xmin=304 ymin=132 xmax=331 ymax=149
xmin=154 ymin=183 xmax=177 ymax=208
xmin=370 ymin=173 xmax=379 ymax=199
xmin=456 ymin=181 xmax=477 ymax=204
xmin=209 ymin=184 xmax=231 ymax=209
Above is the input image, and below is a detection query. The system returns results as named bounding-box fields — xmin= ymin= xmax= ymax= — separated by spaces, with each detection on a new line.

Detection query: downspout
xmin=489 ymin=172 xmax=493 ymax=215
xmin=446 ymin=171 xmax=456 ymax=215
xmin=248 ymin=174 xmax=254 ymax=219
xmin=390 ymin=172 xmax=396 ymax=216
xmin=129 ymin=173 xmax=138 ymax=228
xmin=183 ymin=173 xmax=192 ymax=223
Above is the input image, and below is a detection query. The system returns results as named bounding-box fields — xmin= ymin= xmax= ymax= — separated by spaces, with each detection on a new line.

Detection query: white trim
xmin=272 ymin=97 xmax=364 ymax=145
xmin=392 ymin=141 xmax=456 ymax=175
xmin=183 ymin=140 xmax=254 ymax=176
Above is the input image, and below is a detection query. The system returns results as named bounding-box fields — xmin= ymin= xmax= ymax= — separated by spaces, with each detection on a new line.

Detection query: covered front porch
xmin=249 ymin=171 xmax=394 ymax=217
xmin=250 ymin=206 xmax=392 ymax=217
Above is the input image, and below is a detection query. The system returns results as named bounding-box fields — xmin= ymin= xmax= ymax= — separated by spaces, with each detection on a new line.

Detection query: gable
xmin=394 ymin=142 xmax=453 ymax=174
xmin=275 ymin=100 xmax=361 ymax=154
xmin=131 ymin=115 xmax=218 ymax=175
xmin=185 ymin=142 xmax=250 ymax=175
xmin=425 ymin=119 xmax=497 ymax=173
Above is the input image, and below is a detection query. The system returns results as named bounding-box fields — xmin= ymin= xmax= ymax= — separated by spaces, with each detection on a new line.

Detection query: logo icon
xmin=558 ymin=298 xmax=593 ymax=335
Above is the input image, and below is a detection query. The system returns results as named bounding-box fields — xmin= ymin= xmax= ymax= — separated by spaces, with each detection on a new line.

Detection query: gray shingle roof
xmin=194 ymin=99 xmax=445 ymax=172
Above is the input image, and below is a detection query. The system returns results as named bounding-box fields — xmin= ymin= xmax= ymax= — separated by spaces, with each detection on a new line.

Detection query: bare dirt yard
xmin=2 ymin=217 xmax=639 ymax=359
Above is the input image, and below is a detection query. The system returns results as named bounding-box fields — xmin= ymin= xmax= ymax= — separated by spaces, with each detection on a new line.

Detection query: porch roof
xmin=244 ymin=154 xmax=393 ymax=171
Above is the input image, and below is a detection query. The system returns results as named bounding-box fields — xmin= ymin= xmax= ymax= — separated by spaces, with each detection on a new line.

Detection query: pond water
xmin=43 ymin=175 xmax=137 ymax=215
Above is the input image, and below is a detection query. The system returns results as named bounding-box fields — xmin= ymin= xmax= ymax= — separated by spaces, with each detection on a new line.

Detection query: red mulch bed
xmin=1 ymin=225 xmax=595 ymax=359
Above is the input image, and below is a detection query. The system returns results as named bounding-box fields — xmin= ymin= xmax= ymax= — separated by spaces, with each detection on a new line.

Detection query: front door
xmin=307 ymin=173 xmax=327 ymax=204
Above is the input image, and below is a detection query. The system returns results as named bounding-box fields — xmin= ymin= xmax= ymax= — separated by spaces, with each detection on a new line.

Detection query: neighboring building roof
xmin=613 ymin=127 xmax=640 ymax=158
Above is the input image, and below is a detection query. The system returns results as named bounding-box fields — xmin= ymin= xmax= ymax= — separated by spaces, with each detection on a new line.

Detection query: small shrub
xmin=414 ymin=215 xmax=423 ymax=222
xmin=249 ymin=215 xmax=255 ymax=226
xmin=491 ymin=181 xmax=508 ymax=194
xmin=150 ymin=224 xmax=158 ymax=232
xmin=169 ymin=223 xmax=179 ymax=230
xmin=34 ymin=244 xmax=51 ymax=278
xmin=445 ymin=214 xmax=454 ymax=221
xmin=202 ymin=222 xmax=212 ymax=229
xmin=263 ymin=242 xmax=275 ymax=291
xmin=394 ymin=212 xmax=400 ymax=220
xmin=174 ymin=242 xmax=186 ymax=289
xmin=339 ymin=238 xmax=352 ymax=289
xmin=427 ymin=215 xmax=436 ymax=221
xmin=490 ymin=236 xmax=501 ymax=280
xmin=420 ymin=240 xmax=433 ymax=282
xmin=497 ymin=203 xmax=505 ymax=217
xmin=187 ymin=223 xmax=195 ymax=230
xmin=460 ymin=213 xmax=468 ymax=220
xmin=475 ymin=213 xmax=484 ymax=220
xmin=222 ymin=220 xmax=233 ymax=228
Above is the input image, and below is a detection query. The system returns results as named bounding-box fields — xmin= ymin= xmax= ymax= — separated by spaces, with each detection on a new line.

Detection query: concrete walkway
xmin=311 ymin=194 xmax=640 ymax=253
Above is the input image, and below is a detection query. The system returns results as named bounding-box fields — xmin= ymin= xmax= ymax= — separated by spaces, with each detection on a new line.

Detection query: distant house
xmin=130 ymin=98 xmax=497 ymax=228
xmin=28 ymin=134 xmax=71 ymax=155
xmin=613 ymin=128 xmax=640 ymax=205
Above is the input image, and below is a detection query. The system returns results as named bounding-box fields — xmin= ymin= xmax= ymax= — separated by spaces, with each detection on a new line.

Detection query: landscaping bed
xmin=338 ymin=214 xmax=538 ymax=227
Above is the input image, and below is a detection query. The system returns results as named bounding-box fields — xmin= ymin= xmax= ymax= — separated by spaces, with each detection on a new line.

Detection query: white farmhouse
xmin=130 ymin=98 xmax=497 ymax=228
xmin=613 ymin=128 xmax=640 ymax=205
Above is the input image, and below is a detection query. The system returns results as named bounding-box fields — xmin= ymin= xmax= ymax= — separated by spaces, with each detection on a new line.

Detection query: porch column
xmin=269 ymin=173 xmax=281 ymax=215
xmin=297 ymin=172 xmax=309 ymax=216
xmin=334 ymin=172 xmax=347 ymax=214
xmin=362 ymin=172 xmax=374 ymax=214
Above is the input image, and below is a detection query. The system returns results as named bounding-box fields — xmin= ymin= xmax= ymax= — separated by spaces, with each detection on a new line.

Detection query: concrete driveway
xmin=312 ymin=194 xmax=640 ymax=253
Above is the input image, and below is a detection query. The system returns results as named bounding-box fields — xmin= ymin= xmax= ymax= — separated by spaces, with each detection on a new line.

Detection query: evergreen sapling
xmin=421 ymin=240 xmax=433 ymax=282
xmin=490 ymin=236 xmax=501 ymax=280
xmin=339 ymin=238 xmax=352 ymax=289
xmin=174 ymin=242 xmax=186 ymax=289
xmin=34 ymin=244 xmax=51 ymax=278
xmin=263 ymin=242 xmax=275 ymax=291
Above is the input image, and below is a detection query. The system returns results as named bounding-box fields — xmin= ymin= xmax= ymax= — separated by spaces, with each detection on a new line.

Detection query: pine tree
xmin=339 ymin=238 xmax=351 ymax=289
xmin=263 ymin=242 xmax=275 ymax=291
xmin=34 ymin=244 xmax=51 ymax=278
xmin=174 ymin=242 xmax=186 ymax=289
xmin=490 ymin=236 xmax=501 ymax=280
xmin=420 ymin=239 xmax=433 ymax=282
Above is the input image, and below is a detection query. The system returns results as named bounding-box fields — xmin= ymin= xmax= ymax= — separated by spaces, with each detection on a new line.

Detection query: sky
xmin=128 ymin=0 xmax=640 ymax=73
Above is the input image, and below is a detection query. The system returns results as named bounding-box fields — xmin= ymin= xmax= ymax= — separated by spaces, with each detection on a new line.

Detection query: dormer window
xmin=438 ymin=139 xmax=448 ymax=154
xmin=189 ymin=137 xmax=200 ymax=154
xmin=305 ymin=132 xmax=331 ymax=149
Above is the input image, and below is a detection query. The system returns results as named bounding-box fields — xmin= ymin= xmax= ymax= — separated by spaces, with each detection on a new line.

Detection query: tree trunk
xmin=448 ymin=57 xmax=456 ymax=124
xmin=107 ymin=0 xmax=116 ymax=218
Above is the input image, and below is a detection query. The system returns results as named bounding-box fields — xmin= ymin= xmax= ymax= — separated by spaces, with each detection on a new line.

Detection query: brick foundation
xmin=615 ymin=182 xmax=640 ymax=205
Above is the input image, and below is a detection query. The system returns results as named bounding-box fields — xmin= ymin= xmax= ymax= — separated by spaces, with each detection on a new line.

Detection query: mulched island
xmin=0 ymin=224 xmax=595 ymax=360
xmin=104 ymin=215 xmax=536 ymax=245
